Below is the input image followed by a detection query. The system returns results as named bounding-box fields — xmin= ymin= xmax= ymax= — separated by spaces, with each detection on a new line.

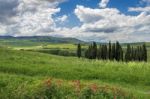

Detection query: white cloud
xmin=56 ymin=15 xmax=68 ymax=22
xmin=0 ymin=0 xmax=65 ymax=36
xmin=129 ymin=6 xmax=150 ymax=13
xmin=73 ymin=5 xmax=150 ymax=42
xmin=14 ymin=0 xmax=61 ymax=36
xmin=0 ymin=0 xmax=150 ymax=42
xmin=99 ymin=0 xmax=109 ymax=8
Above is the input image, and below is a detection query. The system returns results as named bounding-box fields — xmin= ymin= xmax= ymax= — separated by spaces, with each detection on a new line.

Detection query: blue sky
xmin=0 ymin=0 xmax=150 ymax=42
xmin=56 ymin=0 xmax=144 ymax=27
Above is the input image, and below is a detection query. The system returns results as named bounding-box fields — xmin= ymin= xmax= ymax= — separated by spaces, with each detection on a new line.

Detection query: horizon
xmin=0 ymin=35 xmax=149 ymax=43
xmin=0 ymin=0 xmax=150 ymax=42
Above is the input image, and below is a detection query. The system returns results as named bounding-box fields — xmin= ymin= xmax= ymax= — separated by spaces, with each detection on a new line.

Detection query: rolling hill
xmin=0 ymin=48 xmax=150 ymax=98
xmin=0 ymin=36 xmax=84 ymax=47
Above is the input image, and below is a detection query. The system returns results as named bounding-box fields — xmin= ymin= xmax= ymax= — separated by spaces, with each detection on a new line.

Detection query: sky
xmin=0 ymin=0 xmax=150 ymax=42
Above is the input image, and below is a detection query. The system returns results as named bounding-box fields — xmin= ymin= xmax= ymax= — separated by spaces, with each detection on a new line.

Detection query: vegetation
xmin=0 ymin=37 xmax=150 ymax=99
xmin=77 ymin=43 xmax=81 ymax=58
xmin=0 ymin=48 xmax=150 ymax=98
xmin=0 ymin=36 xmax=84 ymax=47
xmin=81 ymin=41 xmax=147 ymax=62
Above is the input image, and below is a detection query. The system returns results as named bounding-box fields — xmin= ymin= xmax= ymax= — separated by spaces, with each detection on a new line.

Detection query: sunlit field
xmin=0 ymin=45 xmax=150 ymax=98
xmin=0 ymin=0 xmax=150 ymax=98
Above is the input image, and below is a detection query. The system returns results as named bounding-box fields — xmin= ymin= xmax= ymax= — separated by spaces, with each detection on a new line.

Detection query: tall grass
xmin=0 ymin=48 xmax=150 ymax=98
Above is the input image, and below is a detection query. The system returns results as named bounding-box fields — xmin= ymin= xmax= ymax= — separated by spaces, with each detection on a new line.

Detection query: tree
xmin=142 ymin=43 xmax=147 ymax=62
xmin=131 ymin=47 xmax=134 ymax=61
xmin=118 ymin=44 xmax=124 ymax=61
xmin=97 ymin=45 xmax=102 ymax=59
xmin=115 ymin=41 xmax=120 ymax=61
xmin=125 ymin=44 xmax=131 ymax=62
xmin=108 ymin=41 xmax=112 ymax=60
xmin=112 ymin=43 xmax=116 ymax=60
xmin=77 ymin=43 xmax=81 ymax=58
xmin=92 ymin=42 xmax=97 ymax=59
xmin=104 ymin=45 xmax=108 ymax=60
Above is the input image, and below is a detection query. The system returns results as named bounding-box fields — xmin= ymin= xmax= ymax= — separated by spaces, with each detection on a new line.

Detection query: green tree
xmin=112 ymin=43 xmax=116 ymax=60
xmin=108 ymin=41 xmax=112 ymax=60
xmin=77 ymin=43 xmax=81 ymax=58
xmin=115 ymin=41 xmax=120 ymax=61
xmin=97 ymin=45 xmax=102 ymax=59
xmin=118 ymin=44 xmax=124 ymax=61
xmin=125 ymin=44 xmax=131 ymax=62
xmin=142 ymin=43 xmax=147 ymax=62
xmin=92 ymin=42 xmax=97 ymax=59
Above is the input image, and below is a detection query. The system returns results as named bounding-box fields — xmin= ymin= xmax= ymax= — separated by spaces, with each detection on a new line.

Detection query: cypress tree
xmin=139 ymin=46 xmax=143 ymax=61
xmin=131 ymin=47 xmax=134 ymax=61
xmin=92 ymin=42 xmax=97 ymax=59
xmin=112 ymin=43 xmax=116 ymax=60
xmin=118 ymin=44 xmax=124 ymax=61
xmin=132 ymin=48 xmax=138 ymax=61
xmin=142 ymin=43 xmax=147 ymax=62
xmin=77 ymin=43 xmax=81 ymax=58
xmin=120 ymin=47 xmax=124 ymax=61
xmin=125 ymin=44 xmax=131 ymax=62
xmin=135 ymin=47 xmax=138 ymax=61
xmin=115 ymin=41 xmax=120 ymax=61
xmin=89 ymin=45 xmax=93 ymax=59
xmin=108 ymin=41 xmax=112 ymax=60
xmin=101 ymin=45 xmax=105 ymax=60
xmin=97 ymin=45 xmax=102 ymax=59
xmin=85 ymin=45 xmax=92 ymax=59
xmin=137 ymin=46 xmax=141 ymax=61
xmin=104 ymin=45 xmax=108 ymax=60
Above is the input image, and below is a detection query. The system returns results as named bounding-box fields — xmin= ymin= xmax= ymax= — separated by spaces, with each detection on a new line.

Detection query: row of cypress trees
xmin=125 ymin=44 xmax=147 ymax=62
xmin=77 ymin=42 xmax=147 ymax=62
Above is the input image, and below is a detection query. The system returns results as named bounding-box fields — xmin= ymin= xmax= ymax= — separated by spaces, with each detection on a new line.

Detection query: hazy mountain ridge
xmin=0 ymin=36 xmax=84 ymax=43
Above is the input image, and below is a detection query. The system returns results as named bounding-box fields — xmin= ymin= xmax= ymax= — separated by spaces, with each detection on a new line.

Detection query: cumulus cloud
xmin=56 ymin=15 xmax=68 ymax=22
xmin=74 ymin=5 xmax=150 ymax=42
xmin=99 ymin=0 xmax=109 ymax=8
xmin=0 ymin=0 xmax=150 ymax=42
xmin=0 ymin=0 xmax=19 ymax=24
xmin=0 ymin=0 xmax=65 ymax=36
xmin=129 ymin=6 xmax=150 ymax=13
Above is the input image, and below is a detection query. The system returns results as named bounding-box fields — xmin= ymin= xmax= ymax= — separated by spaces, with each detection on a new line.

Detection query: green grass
xmin=0 ymin=48 xmax=150 ymax=98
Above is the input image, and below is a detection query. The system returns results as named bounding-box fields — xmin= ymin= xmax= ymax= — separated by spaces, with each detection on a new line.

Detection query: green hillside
xmin=0 ymin=36 xmax=83 ymax=47
xmin=0 ymin=48 xmax=150 ymax=98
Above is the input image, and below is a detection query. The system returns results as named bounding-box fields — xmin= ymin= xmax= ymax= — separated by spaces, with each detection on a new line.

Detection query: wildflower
xmin=72 ymin=80 xmax=81 ymax=95
xmin=56 ymin=80 xmax=63 ymax=87
xmin=90 ymin=84 xmax=98 ymax=93
xmin=44 ymin=78 xmax=52 ymax=87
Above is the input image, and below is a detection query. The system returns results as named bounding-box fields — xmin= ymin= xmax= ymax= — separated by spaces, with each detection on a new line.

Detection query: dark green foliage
xmin=108 ymin=41 xmax=112 ymax=60
xmin=92 ymin=42 xmax=97 ymax=59
xmin=142 ymin=43 xmax=147 ymax=62
xmin=103 ymin=45 xmax=108 ymax=60
xmin=83 ymin=41 xmax=147 ymax=62
xmin=97 ymin=45 xmax=102 ymax=60
xmin=115 ymin=41 xmax=123 ymax=61
xmin=125 ymin=43 xmax=148 ymax=62
xmin=125 ymin=44 xmax=131 ymax=62
xmin=112 ymin=43 xmax=116 ymax=60
xmin=84 ymin=42 xmax=97 ymax=59
xmin=77 ymin=43 xmax=82 ymax=58
xmin=37 ymin=49 xmax=76 ymax=57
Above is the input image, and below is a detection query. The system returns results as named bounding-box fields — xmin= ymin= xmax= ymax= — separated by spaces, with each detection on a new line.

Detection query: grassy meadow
xmin=0 ymin=41 xmax=150 ymax=99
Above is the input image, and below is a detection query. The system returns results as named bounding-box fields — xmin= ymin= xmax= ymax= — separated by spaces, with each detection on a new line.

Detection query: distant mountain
xmin=0 ymin=36 xmax=85 ymax=47
xmin=0 ymin=36 xmax=84 ymax=43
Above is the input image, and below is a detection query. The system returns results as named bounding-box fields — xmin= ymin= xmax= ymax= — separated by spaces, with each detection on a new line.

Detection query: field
xmin=0 ymin=40 xmax=150 ymax=99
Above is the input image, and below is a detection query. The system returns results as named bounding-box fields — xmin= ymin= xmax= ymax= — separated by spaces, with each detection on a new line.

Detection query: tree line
xmin=77 ymin=41 xmax=147 ymax=62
